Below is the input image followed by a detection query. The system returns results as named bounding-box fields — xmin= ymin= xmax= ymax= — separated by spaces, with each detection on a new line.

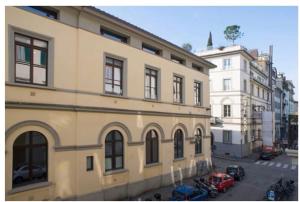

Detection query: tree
xmin=182 ymin=43 xmax=192 ymax=52
xmin=207 ymin=31 xmax=213 ymax=50
xmin=224 ymin=25 xmax=244 ymax=45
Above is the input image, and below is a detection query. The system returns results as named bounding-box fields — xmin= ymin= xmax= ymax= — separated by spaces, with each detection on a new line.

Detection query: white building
xmin=198 ymin=45 xmax=274 ymax=158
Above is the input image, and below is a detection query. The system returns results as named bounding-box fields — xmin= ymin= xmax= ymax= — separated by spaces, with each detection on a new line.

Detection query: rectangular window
xmin=251 ymin=84 xmax=254 ymax=95
xmin=192 ymin=63 xmax=204 ymax=72
xmin=223 ymin=58 xmax=231 ymax=70
xmin=145 ymin=68 xmax=158 ymax=100
xmin=194 ymin=81 xmax=202 ymax=106
xmin=142 ymin=43 xmax=161 ymax=55
xmin=244 ymin=80 xmax=247 ymax=92
xmin=100 ymin=28 xmax=128 ymax=43
xmin=24 ymin=6 xmax=58 ymax=19
xmin=104 ymin=57 xmax=123 ymax=95
xmin=86 ymin=156 xmax=93 ymax=171
xmin=262 ymin=89 xmax=265 ymax=99
xmin=15 ymin=33 xmax=48 ymax=86
xmin=224 ymin=105 xmax=231 ymax=117
xmin=173 ymin=76 xmax=183 ymax=103
xmin=171 ymin=54 xmax=185 ymax=65
xmin=257 ymin=86 xmax=260 ymax=97
xmin=223 ymin=130 xmax=232 ymax=144
xmin=223 ymin=79 xmax=231 ymax=91
xmin=244 ymin=133 xmax=248 ymax=143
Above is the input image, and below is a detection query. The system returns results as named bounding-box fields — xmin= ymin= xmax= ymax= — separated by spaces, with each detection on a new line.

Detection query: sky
xmin=98 ymin=6 xmax=298 ymax=99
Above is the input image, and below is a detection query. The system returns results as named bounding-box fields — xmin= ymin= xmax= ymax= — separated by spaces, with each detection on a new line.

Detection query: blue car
xmin=170 ymin=184 xmax=209 ymax=201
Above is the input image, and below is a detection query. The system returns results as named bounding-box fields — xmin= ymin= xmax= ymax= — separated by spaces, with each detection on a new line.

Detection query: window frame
xmin=194 ymin=80 xmax=202 ymax=106
xmin=100 ymin=27 xmax=129 ymax=44
xmin=223 ymin=58 xmax=231 ymax=70
xmin=142 ymin=43 xmax=161 ymax=56
xmin=195 ymin=128 xmax=202 ymax=154
xmin=223 ymin=78 xmax=231 ymax=91
xmin=223 ymin=130 xmax=232 ymax=144
xmin=86 ymin=156 xmax=94 ymax=171
xmin=23 ymin=6 xmax=59 ymax=20
xmin=14 ymin=32 xmax=49 ymax=86
xmin=12 ymin=131 xmax=48 ymax=188
xmin=102 ymin=52 xmax=127 ymax=97
xmin=174 ymin=129 xmax=184 ymax=159
xmin=223 ymin=105 xmax=231 ymax=117
xmin=173 ymin=75 xmax=184 ymax=103
xmin=145 ymin=67 xmax=158 ymax=100
xmin=243 ymin=79 xmax=247 ymax=93
xmin=105 ymin=130 xmax=124 ymax=172
xmin=104 ymin=56 xmax=124 ymax=96
xmin=146 ymin=130 xmax=159 ymax=164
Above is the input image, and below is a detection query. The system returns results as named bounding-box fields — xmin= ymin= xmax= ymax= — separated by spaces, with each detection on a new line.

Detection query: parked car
xmin=209 ymin=172 xmax=235 ymax=192
xmin=260 ymin=151 xmax=274 ymax=160
xmin=169 ymin=184 xmax=208 ymax=201
xmin=13 ymin=164 xmax=46 ymax=184
xmin=226 ymin=165 xmax=245 ymax=181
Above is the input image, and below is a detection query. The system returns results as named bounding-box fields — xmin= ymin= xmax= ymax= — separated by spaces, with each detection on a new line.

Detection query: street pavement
xmin=132 ymin=154 xmax=298 ymax=201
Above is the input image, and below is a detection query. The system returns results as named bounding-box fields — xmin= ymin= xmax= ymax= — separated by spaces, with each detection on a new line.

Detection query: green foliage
xmin=224 ymin=25 xmax=244 ymax=45
xmin=182 ymin=43 xmax=192 ymax=52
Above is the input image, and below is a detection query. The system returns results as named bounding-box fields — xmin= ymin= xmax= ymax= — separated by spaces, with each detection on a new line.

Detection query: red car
xmin=209 ymin=172 xmax=235 ymax=192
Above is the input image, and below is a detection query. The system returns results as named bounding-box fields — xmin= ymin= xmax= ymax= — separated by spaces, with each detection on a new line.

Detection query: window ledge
xmin=194 ymin=153 xmax=204 ymax=157
xmin=7 ymin=181 xmax=52 ymax=195
xmin=144 ymin=162 xmax=162 ymax=168
xmin=172 ymin=102 xmax=185 ymax=106
xmin=173 ymin=157 xmax=186 ymax=162
xmin=101 ymin=93 xmax=129 ymax=99
xmin=5 ymin=82 xmax=55 ymax=91
xmin=143 ymin=98 xmax=161 ymax=103
xmin=104 ymin=168 xmax=128 ymax=176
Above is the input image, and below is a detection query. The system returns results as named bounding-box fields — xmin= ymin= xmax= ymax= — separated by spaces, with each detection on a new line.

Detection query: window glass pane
xmin=150 ymin=76 xmax=156 ymax=88
xmin=32 ymin=132 xmax=47 ymax=144
xmin=115 ymin=141 xmax=123 ymax=155
xmin=14 ymin=134 xmax=30 ymax=145
xmin=16 ymin=63 xmax=30 ymax=83
xmin=115 ymin=156 xmax=123 ymax=169
xmin=150 ymin=88 xmax=156 ymax=99
xmin=114 ymin=60 xmax=122 ymax=67
xmin=105 ymin=158 xmax=112 ymax=170
xmin=33 ymin=49 xmax=47 ymax=66
xmin=152 ymin=138 xmax=158 ymax=163
xmin=114 ymin=132 xmax=122 ymax=141
xmin=15 ymin=34 xmax=31 ymax=44
xmin=33 ymin=39 xmax=47 ymax=48
xmin=105 ymin=142 xmax=112 ymax=156
xmin=16 ymin=45 xmax=31 ymax=63
xmin=86 ymin=156 xmax=93 ymax=171
xmin=13 ymin=147 xmax=30 ymax=186
xmin=114 ymin=68 xmax=121 ymax=81
xmin=31 ymin=146 xmax=47 ymax=180
xmin=114 ymin=86 xmax=121 ymax=94
xmin=145 ymin=87 xmax=150 ymax=98
xmin=106 ymin=57 xmax=113 ymax=65
xmin=105 ymin=66 xmax=112 ymax=79
xmin=33 ymin=66 xmax=46 ymax=85
xmin=105 ymin=84 xmax=112 ymax=92
xmin=146 ymin=135 xmax=151 ymax=164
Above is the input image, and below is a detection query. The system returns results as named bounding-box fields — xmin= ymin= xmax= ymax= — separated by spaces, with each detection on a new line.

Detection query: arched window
xmin=13 ymin=131 xmax=48 ymax=187
xmin=174 ymin=129 xmax=184 ymax=159
xmin=146 ymin=130 xmax=158 ymax=164
xmin=105 ymin=130 xmax=123 ymax=171
xmin=195 ymin=128 xmax=202 ymax=154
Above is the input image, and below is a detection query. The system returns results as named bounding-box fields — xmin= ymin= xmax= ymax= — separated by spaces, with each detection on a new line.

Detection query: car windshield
xmin=212 ymin=176 xmax=222 ymax=183
xmin=227 ymin=167 xmax=237 ymax=172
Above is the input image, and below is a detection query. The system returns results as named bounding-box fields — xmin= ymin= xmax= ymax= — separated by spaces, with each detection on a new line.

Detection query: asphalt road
xmin=211 ymin=154 xmax=298 ymax=201
xmin=133 ymin=154 xmax=298 ymax=201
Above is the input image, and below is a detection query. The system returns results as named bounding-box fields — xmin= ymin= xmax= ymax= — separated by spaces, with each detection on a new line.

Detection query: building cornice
xmin=199 ymin=49 xmax=255 ymax=61
xmin=5 ymin=101 xmax=211 ymax=119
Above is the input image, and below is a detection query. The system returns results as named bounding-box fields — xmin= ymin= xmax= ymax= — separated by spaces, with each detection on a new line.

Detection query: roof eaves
xmin=83 ymin=6 xmax=216 ymax=69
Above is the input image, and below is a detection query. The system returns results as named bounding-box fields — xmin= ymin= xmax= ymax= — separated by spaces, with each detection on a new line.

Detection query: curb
xmin=212 ymin=155 xmax=258 ymax=162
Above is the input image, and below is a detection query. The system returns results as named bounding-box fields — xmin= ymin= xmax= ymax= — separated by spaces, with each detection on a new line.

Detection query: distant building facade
xmin=198 ymin=45 xmax=274 ymax=158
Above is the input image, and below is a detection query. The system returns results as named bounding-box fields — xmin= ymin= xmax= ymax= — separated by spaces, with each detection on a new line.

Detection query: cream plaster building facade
xmin=5 ymin=6 xmax=215 ymax=200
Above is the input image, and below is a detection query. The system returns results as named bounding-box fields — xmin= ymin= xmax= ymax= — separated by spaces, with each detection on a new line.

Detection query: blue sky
xmin=98 ymin=6 xmax=298 ymax=99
